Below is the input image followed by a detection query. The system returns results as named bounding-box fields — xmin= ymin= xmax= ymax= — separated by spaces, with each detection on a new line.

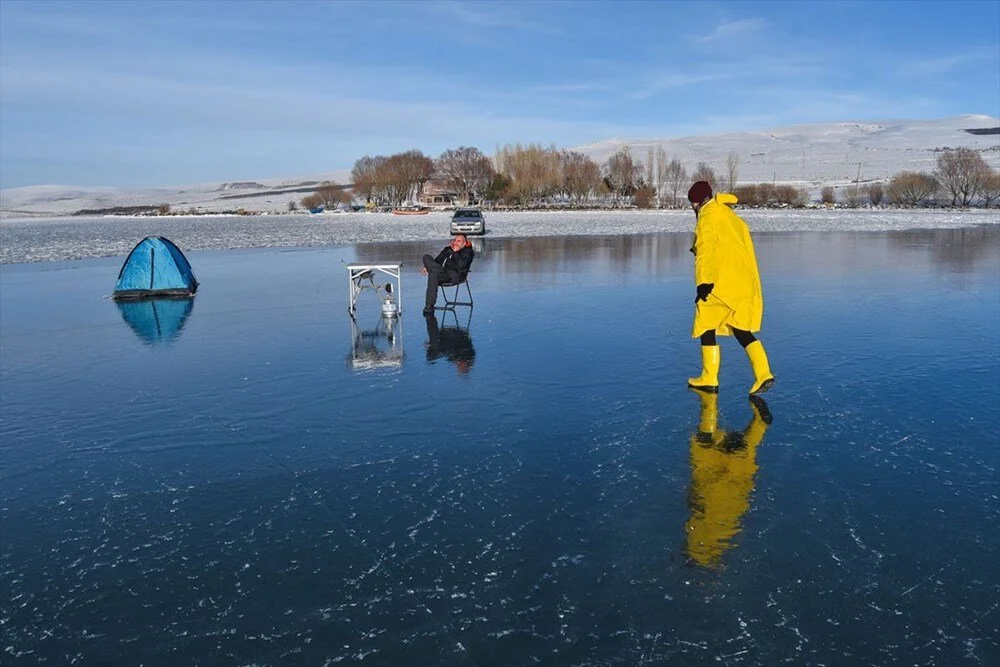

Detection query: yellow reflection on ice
xmin=684 ymin=391 xmax=771 ymax=569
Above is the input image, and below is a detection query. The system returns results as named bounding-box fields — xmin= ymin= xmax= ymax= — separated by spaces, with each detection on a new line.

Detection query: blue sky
xmin=1 ymin=0 xmax=998 ymax=189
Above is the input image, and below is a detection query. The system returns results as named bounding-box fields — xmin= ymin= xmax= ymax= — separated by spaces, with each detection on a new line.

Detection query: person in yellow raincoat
xmin=686 ymin=181 xmax=775 ymax=395
xmin=684 ymin=392 xmax=772 ymax=569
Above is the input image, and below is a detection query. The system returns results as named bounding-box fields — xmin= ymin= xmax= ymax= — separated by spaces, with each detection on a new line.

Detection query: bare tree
xmin=351 ymin=155 xmax=386 ymax=204
xmin=865 ymin=183 xmax=885 ymax=206
xmin=633 ymin=185 xmax=656 ymax=209
xmin=389 ymin=150 xmax=435 ymax=204
xmin=691 ymin=162 xmax=719 ymax=192
xmin=844 ymin=185 xmax=861 ymax=207
xmin=602 ymin=146 xmax=643 ymax=201
xmin=654 ymin=147 xmax=669 ymax=206
xmin=980 ymin=171 xmax=1000 ymax=207
xmin=301 ymin=193 xmax=322 ymax=210
xmin=315 ymin=181 xmax=350 ymax=209
xmin=936 ymin=147 xmax=990 ymax=206
xmin=664 ymin=159 xmax=687 ymax=207
xmin=435 ymin=146 xmax=495 ymax=205
xmin=887 ymin=171 xmax=939 ymax=206
xmin=726 ymin=152 xmax=740 ymax=192
xmin=646 ymin=147 xmax=656 ymax=199
xmin=560 ymin=150 xmax=604 ymax=202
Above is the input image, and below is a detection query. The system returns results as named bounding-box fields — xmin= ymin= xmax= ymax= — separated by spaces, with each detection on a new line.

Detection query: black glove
xmin=696 ymin=283 xmax=714 ymax=302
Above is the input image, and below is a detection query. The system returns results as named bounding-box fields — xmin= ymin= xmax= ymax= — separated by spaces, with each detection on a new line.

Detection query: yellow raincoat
xmin=692 ymin=193 xmax=763 ymax=338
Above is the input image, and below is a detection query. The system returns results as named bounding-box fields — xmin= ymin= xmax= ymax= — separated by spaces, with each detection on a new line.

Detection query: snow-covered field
xmin=2 ymin=208 xmax=997 ymax=264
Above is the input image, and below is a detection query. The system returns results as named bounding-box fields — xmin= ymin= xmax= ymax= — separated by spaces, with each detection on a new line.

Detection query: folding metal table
xmin=346 ymin=262 xmax=403 ymax=317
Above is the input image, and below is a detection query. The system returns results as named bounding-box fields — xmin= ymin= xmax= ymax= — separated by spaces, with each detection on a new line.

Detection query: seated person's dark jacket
xmin=434 ymin=244 xmax=474 ymax=284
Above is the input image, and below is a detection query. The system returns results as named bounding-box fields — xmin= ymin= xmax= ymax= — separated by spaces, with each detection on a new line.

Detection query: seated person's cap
xmin=687 ymin=181 xmax=713 ymax=204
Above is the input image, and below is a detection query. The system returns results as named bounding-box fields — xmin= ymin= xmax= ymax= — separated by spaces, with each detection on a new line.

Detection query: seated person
xmin=420 ymin=234 xmax=474 ymax=315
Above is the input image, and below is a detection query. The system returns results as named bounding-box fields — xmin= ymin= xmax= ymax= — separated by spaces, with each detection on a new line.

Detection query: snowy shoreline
xmin=1 ymin=209 xmax=997 ymax=265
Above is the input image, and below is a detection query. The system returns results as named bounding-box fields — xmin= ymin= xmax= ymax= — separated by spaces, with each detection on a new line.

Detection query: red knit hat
xmin=687 ymin=181 xmax=713 ymax=204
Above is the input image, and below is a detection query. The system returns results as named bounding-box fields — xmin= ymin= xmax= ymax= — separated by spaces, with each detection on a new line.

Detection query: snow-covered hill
xmin=1 ymin=115 xmax=996 ymax=218
xmin=576 ymin=114 xmax=999 ymax=188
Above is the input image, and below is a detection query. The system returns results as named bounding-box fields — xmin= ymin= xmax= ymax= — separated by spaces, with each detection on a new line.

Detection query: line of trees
xmin=868 ymin=148 xmax=999 ymax=207
xmin=298 ymin=143 xmax=998 ymax=211
xmin=802 ymin=147 xmax=999 ymax=208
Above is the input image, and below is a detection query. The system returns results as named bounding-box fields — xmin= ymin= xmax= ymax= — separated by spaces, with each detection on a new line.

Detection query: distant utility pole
xmin=855 ymin=162 xmax=862 ymax=198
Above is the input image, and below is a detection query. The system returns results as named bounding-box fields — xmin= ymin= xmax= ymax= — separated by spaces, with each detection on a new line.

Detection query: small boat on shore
xmin=392 ymin=208 xmax=430 ymax=215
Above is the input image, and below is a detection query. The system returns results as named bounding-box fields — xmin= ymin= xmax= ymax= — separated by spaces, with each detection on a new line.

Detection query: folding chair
xmin=437 ymin=270 xmax=473 ymax=309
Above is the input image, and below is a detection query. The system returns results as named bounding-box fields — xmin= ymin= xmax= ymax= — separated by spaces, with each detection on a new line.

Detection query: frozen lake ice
xmin=2 ymin=208 xmax=998 ymax=263
xmin=1 ymin=226 xmax=998 ymax=665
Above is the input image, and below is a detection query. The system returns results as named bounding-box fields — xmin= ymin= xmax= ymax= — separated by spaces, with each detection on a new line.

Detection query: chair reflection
xmin=347 ymin=314 xmax=404 ymax=371
xmin=423 ymin=309 xmax=475 ymax=375
xmin=684 ymin=392 xmax=772 ymax=570
xmin=115 ymin=297 xmax=194 ymax=345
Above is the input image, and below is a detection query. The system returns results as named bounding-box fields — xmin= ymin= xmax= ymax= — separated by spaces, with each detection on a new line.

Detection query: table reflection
xmin=346 ymin=314 xmax=404 ymax=371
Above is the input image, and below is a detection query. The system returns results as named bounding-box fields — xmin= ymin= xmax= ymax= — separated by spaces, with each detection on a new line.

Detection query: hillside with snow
xmin=1 ymin=115 xmax=996 ymax=218
xmin=577 ymin=114 xmax=999 ymax=187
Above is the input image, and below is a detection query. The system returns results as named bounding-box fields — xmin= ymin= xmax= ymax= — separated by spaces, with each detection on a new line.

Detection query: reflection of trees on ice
xmin=888 ymin=227 xmax=1000 ymax=272
xmin=347 ymin=316 xmax=404 ymax=371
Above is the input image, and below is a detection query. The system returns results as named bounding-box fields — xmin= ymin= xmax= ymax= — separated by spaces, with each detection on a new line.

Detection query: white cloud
xmin=695 ymin=18 xmax=767 ymax=44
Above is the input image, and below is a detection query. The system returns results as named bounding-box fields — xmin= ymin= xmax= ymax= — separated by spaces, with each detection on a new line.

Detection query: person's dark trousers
xmin=422 ymin=254 xmax=447 ymax=310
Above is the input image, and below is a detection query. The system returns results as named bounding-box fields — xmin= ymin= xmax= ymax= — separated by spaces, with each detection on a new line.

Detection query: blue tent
xmin=112 ymin=236 xmax=198 ymax=300
xmin=115 ymin=297 xmax=194 ymax=345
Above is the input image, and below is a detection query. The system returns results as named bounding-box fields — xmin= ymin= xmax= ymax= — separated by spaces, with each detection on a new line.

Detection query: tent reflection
xmin=115 ymin=297 xmax=194 ymax=345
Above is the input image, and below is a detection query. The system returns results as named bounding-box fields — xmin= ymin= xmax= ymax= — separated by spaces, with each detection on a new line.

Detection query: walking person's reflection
xmin=684 ymin=392 xmax=772 ymax=569
xmin=424 ymin=312 xmax=476 ymax=375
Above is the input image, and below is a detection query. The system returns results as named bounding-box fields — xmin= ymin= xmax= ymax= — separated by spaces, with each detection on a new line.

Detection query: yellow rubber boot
xmin=745 ymin=340 xmax=774 ymax=395
xmin=688 ymin=345 xmax=720 ymax=393
xmin=696 ymin=390 xmax=719 ymax=434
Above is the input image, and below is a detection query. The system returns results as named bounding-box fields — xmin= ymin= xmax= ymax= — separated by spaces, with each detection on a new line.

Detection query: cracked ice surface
xmin=1 ymin=227 xmax=997 ymax=665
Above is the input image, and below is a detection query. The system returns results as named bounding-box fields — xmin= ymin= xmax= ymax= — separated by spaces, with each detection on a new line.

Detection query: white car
xmin=450 ymin=208 xmax=486 ymax=236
